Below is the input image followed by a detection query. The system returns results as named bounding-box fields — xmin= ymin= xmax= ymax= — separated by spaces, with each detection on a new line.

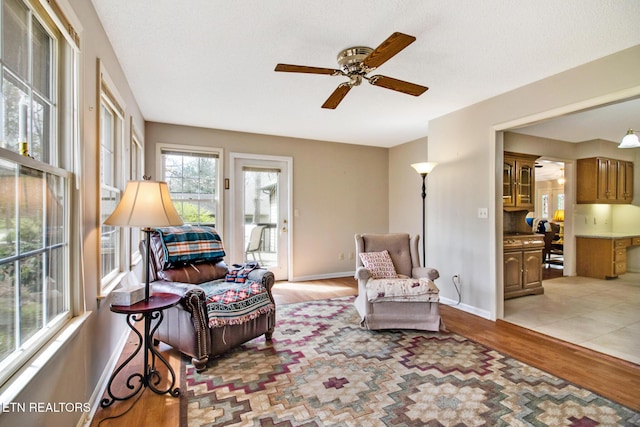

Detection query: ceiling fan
xmin=275 ymin=32 xmax=428 ymax=109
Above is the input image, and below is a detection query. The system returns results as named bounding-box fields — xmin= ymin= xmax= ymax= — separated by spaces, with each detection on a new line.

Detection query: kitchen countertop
xmin=575 ymin=232 xmax=640 ymax=239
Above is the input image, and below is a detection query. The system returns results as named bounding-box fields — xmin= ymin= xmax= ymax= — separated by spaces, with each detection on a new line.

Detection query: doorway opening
xmin=533 ymin=159 xmax=565 ymax=280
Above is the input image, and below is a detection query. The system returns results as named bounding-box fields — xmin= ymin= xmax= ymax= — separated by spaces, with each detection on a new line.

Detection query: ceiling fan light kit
xmin=275 ymin=32 xmax=428 ymax=109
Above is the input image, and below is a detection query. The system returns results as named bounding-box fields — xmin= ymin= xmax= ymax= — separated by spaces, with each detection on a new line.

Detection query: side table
xmin=101 ymin=292 xmax=182 ymax=407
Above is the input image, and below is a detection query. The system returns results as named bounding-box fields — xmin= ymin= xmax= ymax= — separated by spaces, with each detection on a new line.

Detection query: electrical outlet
xmin=477 ymin=208 xmax=488 ymax=219
xmin=338 ymin=253 xmax=345 ymax=261
xmin=348 ymin=252 xmax=354 ymax=260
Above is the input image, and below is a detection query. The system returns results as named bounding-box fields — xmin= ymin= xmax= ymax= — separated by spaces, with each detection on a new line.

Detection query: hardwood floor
xmin=90 ymin=277 xmax=639 ymax=426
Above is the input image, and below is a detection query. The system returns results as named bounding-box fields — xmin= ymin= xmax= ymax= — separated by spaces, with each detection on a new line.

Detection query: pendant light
xmin=618 ymin=129 xmax=640 ymax=149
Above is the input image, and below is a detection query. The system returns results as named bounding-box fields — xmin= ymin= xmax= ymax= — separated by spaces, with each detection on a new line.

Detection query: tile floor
xmin=503 ymin=272 xmax=640 ymax=365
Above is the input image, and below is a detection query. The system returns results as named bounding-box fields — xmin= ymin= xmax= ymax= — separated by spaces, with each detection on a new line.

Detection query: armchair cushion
xmin=366 ymin=277 xmax=439 ymax=302
xmin=156 ymin=225 xmax=225 ymax=268
xmin=358 ymin=250 xmax=398 ymax=278
xmin=157 ymin=261 xmax=228 ymax=284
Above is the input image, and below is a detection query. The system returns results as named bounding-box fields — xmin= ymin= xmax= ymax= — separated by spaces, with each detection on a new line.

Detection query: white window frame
xmin=129 ymin=118 xmax=143 ymax=267
xmin=0 ymin=0 xmax=80 ymax=391
xmin=98 ymin=59 xmax=126 ymax=295
xmin=156 ymin=143 xmax=223 ymax=235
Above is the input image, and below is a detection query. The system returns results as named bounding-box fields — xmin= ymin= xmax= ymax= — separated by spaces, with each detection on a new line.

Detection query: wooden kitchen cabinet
xmin=576 ymin=236 xmax=640 ymax=279
xmin=503 ymin=152 xmax=539 ymax=211
xmin=618 ymin=160 xmax=634 ymax=202
xmin=503 ymin=234 xmax=544 ymax=299
xmin=577 ymin=157 xmax=634 ymax=204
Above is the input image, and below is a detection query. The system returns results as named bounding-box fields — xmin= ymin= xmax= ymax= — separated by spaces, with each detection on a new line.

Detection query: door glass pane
xmin=519 ymin=165 xmax=532 ymax=204
xmin=243 ymin=168 xmax=279 ymax=267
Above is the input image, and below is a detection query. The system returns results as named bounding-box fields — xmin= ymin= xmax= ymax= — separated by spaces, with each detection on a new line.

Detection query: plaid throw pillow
xmin=156 ymin=226 xmax=225 ymax=267
xmin=359 ymin=250 xmax=397 ymax=279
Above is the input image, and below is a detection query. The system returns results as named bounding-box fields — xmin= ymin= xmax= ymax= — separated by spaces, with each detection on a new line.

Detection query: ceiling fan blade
xmin=275 ymin=63 xmax=341 ymax=75
xmin=362 ymin=32 xmax=416 ymax=69
xmin=322 ymin=83 xmax=352 ymax=109
xmin=368 ymin=75 xmax=428 ymax=96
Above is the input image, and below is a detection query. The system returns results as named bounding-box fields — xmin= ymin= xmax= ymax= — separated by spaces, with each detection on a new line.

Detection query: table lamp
xmin=104 ymin=179 xmax=183 ymax=301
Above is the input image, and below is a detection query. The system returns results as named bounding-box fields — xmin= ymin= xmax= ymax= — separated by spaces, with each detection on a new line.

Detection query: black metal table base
xmin=101 ymin=309 xmax=180 ymax=407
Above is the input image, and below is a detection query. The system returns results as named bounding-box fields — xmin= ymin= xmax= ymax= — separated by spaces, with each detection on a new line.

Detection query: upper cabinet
xmin=503 ymin=152 xmax=539 ymax=211
xmin=577 ymin=157 xmax=634 ymax=204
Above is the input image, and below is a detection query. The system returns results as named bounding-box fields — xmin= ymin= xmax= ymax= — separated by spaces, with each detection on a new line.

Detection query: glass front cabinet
xmin=503 ymin=152 xmax=539 ymax=211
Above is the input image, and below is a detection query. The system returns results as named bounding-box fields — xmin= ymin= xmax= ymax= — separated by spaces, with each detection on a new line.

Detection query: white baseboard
xmin=291 ymin=271 xmax=355 ymax=282
xmin=79 ymin=327 xmax=131 ymax=427
xmin=439 ymin=296 xmax=491 ymax=320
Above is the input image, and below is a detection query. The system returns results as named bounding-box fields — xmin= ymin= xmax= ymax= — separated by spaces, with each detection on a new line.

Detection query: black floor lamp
xmin=411 ymin=162 xmax=438 ymax=267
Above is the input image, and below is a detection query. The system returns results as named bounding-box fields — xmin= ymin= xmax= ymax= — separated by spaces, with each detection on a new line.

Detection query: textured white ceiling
xmin=90 ymin=0 xmax=640 ymax=147
xmin=513 ymin=97 xmax=640 ymax=144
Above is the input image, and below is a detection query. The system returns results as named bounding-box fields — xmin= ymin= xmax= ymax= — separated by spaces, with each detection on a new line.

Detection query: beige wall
xmin=388 ymin=137 xmax=434 ymax=264
xmin=145 ymin=123 xmax=389 ymax=280
xmin=422 ymin=45 xmax=640 ymax=319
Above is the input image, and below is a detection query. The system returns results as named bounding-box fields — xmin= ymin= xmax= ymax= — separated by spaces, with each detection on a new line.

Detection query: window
xmin=158 ymin=145 xmax=222 ymax=228
xmin=98 ymin=61 xmax=126 ymax=291
xmin=541 ymin=194 xmax=549 ymax=219
xmin=129 ymin=122 xmax=143 ymax=265
xmin=0 ymin=0 xmax=77 ymax=386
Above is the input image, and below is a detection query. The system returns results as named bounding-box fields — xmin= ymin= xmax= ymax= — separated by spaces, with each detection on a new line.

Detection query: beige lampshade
xmin=104 ymin=180 xmax=183 ymax=228
xmin=411 ymin=162 xmax=438 ymax=175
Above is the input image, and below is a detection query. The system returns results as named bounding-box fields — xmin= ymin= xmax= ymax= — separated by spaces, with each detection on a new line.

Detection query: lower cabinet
xmin=576 ymin=236 xmax=640 ymax=279
xmin=504 ymin=235 xmax=544 ymax=299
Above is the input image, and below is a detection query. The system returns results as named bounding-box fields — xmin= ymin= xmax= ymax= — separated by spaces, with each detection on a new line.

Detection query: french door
xmin=230 ymin=153 xmax=292 ymax=281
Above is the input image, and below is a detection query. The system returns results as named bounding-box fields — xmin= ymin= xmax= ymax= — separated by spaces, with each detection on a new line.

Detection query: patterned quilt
xmin=156 ymin=225 xmax=225 ymax=266
xmin=201 ymin=280 xmax=274 ymax=328
xmin=366 ymin=277 xmax=440 ymax=302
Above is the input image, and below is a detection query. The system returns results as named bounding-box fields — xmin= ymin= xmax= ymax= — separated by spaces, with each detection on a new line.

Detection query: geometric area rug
xmin=181 ymin=296 xmax=640 ymax=426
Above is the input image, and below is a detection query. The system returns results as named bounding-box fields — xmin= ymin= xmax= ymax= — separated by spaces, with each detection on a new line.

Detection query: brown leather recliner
xmin=143 ymin=231 xmax=276 ymax=372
